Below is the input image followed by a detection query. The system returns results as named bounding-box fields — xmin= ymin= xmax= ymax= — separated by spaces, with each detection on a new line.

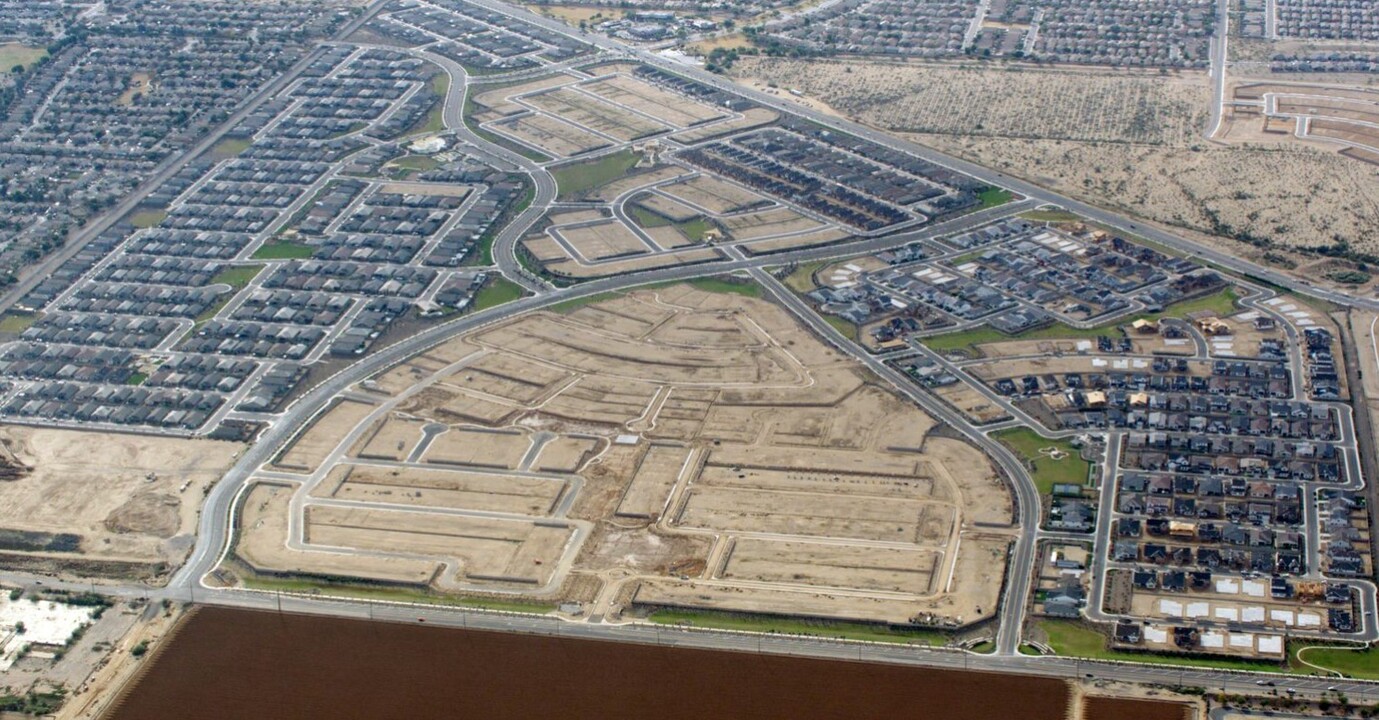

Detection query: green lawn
xmin=677 ymin=217 xmax=717 ymax=243
xmin=1039 ymin=620 xmax=1287 ymax=672
xmin=241 ymin=576 xmax=555 ymax=614
xmin=921 ymin=322 xmax=1109 ymax=356
xmin=251 ymin=240 xmax=315 ymax=260
xmin=780 ymin=260 xmax=829 ymax=294
xmin=823 ymin=314 xmax=857 ymax=341
xmin=649 ymin=609 xmax=946 ymax=646
xmin=977 ymin=187 xmax=1014 ymax=209
xmin=1295 ymin=645 xmax=1379 ymax=679
xmin=209 ymin=137 xmax=251 ymax=159
xmin=969 ymin=641 xmax=995 ymax=654
xmin=470 ymin=277 xmax=525 ymax=311
xmin=640 ymin=276 xmax=764 ymax=299
xmin=411 ymin=74 xmax=449 ymax=136
xmin=1141 ymin=286 xmax=1240 ymax=321
xmin=0 ymin=43 xmax=47 ymax=73
xmin=992 ymin=427 xmax=1091 ymax=495
xmin=126 ymin=372 xmax=148 ymax=386
xmin=1020 ymin=209 xmax=1083 ymax=223
xmin=195 ymin=297 xmax=232 ymax=325
xmin=921 ymin=286 xmax=1240 ymax=357
xmin=629 ymin=205 xmax=672 ymax=228
xmin=128 ymin=209 xmax=167 ymax=229
xmin=390 ymin=154 xmax=441 ymax=172
xmin=208 ymin=264 xmax=264 ymax=290
xmin=552 ymin=150 xmax=641 ymax=200
xmin=0 ymin=312 xmax=38 ymax=334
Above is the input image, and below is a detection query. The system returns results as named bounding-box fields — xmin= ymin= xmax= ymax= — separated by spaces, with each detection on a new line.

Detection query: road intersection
xmin=7 ymin=0 xmax=1379 ymax=697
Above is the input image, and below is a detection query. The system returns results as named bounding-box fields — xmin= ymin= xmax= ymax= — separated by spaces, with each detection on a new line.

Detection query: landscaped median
xmin=647 ymin=608 xmax=948 ymax=646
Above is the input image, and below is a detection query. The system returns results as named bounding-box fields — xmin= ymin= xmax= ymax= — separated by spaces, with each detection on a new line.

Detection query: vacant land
xmin=492 ymin=113 xmax=609 ymax=157
xmin=276 ymin=399 xmax=376 ymax=472
xmin=0 ymin=428 xmax=242 ymax=571
xmin=525 ymin=87 xmax=667 ymax=142
xmin=316 ymin=464 xmax=565 ymax=515
xmin=736 ymin=59 xmax=1210 ymax=145
xmin=234 ymin=283 xmax=1013 ymax=625
xmin=580 ymin=75 xmax=725 ymax=128
xmin=734 ymin=58 xmax=1379 ymax=260
xmin=557 ymin=220 xmax=650 ymax=261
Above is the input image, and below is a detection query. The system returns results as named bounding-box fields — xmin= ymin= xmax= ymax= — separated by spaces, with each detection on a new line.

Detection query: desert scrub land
xmin=734 ymin=57 xmax=1379 ymax=258
xmin=924 ymin=134 xmax=1379 ymax=256
xmin=734 ymin=59 xmax=1210 ymax=145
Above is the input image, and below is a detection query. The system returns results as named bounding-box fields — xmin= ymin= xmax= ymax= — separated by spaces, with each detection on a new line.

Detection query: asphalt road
xmin=746 ymin=262 xmax=1039 ymax=656
xmin=26 ymin=0 xmax=1379 ymax=694
xmin=458 ymin=0 xmax=1379 ymax=317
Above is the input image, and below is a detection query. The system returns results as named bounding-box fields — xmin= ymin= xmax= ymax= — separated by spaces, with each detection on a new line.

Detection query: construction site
xmin=229 ymin=282 xmax=1015 ymax=629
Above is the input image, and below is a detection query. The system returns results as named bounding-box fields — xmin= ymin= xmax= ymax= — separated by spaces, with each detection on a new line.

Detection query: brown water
xmin=104 ymin=607 xmax=1179 ymax=720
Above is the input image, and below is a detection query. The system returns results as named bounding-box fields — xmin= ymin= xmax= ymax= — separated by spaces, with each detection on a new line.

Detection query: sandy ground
xmin=736 ymin=59 xmax=1209 ymax=146
xmin=732 ymin=57 xmax=1379 ymax=262
xmin=276 ymin=399 xmax=376 ymax=472
xmin=238 ymin=482 xmax=438 ymax=585
xmin=580 ymin=75 xmax=725 ymax=128
xmin=492 ymin=113 xmax=609 ymax=158
xmin=313 ymin=465 xmax=566 ymax=515
xmin=0 ymin=428 xmax=242 ymax=569
xmin=669 ymin=107 xmax=779 ymax=144
xmin=525 ymin=87 xmax=667 ymax=142
xmin=236 ymin=285 xmax=1014 ymax=626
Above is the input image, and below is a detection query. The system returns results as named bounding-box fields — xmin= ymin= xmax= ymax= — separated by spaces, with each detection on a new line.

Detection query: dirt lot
xmin=720 ymin=207 xmax=826 ymax=240
xmin=720 ymin=537 xmax=939 ymax=595
xmin=491 ymin=113 xmax=610 ymax=157
xmin=313 ymin=464 xmax=565 ymax=515
xmin=524 ymin=87 xmax=667 ymax=142
xmin=616 ymin=444 xmax=693 ymax=519
xmin=556 ymin=220 xmax=650 ymax=261
xmin=469 ymin=75 xmax=578 ymax=119
xmin=579 ymin=74 xmax=725 ymax=128
xmin=235 ymin=284 xmax=1014 ymax=626
xmin=354 ymin=414 xmax=426 ymax=461
xmin=421 ymin=427 xmax=531 ymax=469
xmin=670 ymin=107 xmax=779 ymax=144
xmin=530 ymin=244 xmax=724 ymax=279
xmin=933 ymin=382 xmax=1013 ymax=425
xmin=0 ymin=428 xmax=242 ymax=570
xmin=276 ymin=399 xmax=376 ymax=472
xmin=659 ymin=175 xmax=770 ymax=214
xmin=305 ymin=504 xmax=572 ymax=586
xmin=238 ymin=482 xmax=438 ymax=585
xmin=531 ymin=435 xmax=600 ymax=472
xmin=633 ymin=192 xmax=701 ymax=222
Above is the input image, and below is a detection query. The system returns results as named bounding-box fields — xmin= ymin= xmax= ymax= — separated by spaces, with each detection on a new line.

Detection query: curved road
xmin=70 ymin=0 xmax=1379 ymax=695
